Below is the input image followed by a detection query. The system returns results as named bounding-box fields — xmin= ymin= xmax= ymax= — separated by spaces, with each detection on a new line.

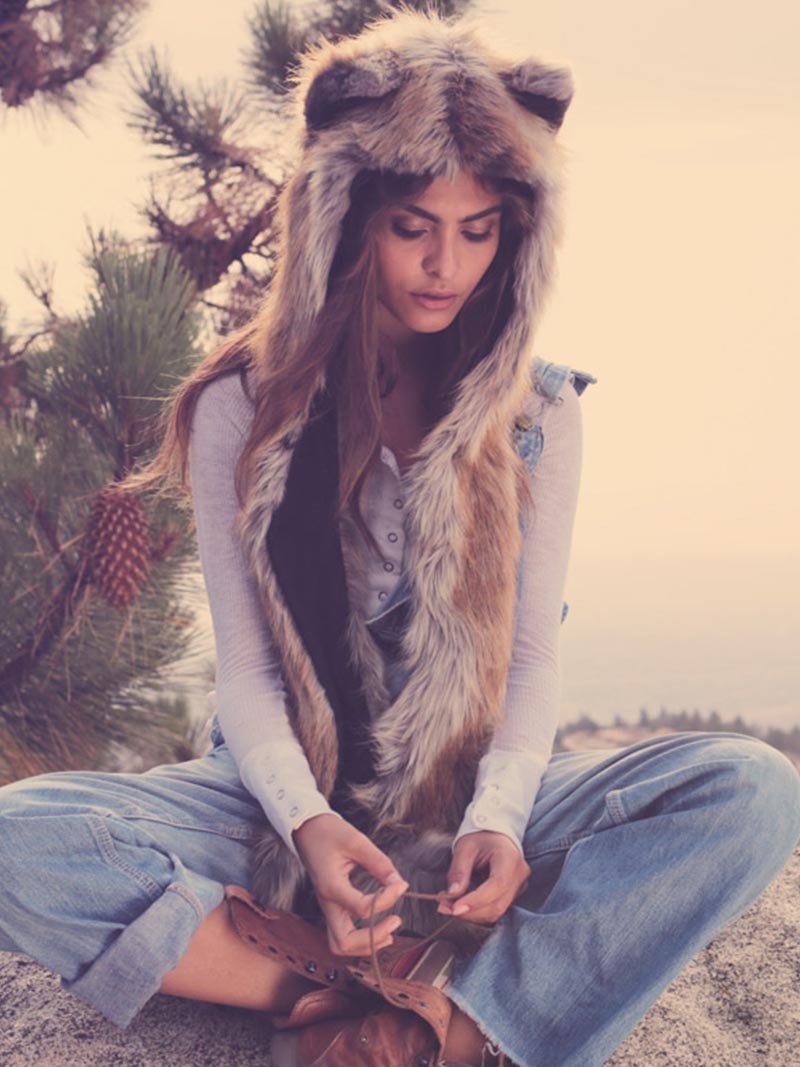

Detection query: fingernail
xmin=386 ymin=872 xmax=404 ymax=885
xmin=447 ymin=881 xmax=461 ymax=894
xmin=453 ymin=902 xmax=469 ymax=915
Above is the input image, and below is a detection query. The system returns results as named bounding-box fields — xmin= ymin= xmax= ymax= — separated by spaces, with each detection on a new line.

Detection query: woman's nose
xmin=423 ymin=236 xmax=458 ymax=280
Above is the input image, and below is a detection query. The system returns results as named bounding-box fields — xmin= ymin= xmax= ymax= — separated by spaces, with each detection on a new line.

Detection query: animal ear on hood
xmin=304 ymin=53 xmax=403 ymax=130
xmin=498 ymin=60 xmax=574 ymax=131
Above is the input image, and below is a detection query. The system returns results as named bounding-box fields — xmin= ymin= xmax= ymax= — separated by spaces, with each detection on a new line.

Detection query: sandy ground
xmin=1 ymin=844 xmax=797 ymax=1067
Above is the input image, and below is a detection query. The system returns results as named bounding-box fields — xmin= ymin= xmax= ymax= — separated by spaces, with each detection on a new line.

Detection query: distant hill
xmin=555 ymin=710 xmax=800 ymax=773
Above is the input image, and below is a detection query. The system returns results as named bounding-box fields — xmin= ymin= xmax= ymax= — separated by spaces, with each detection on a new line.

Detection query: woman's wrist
xmin=292 ymin=810 xmax=344 ymax=853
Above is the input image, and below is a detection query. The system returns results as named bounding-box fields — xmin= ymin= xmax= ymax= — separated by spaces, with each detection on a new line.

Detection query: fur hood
xmin=236 ymin=6 xmax=578 ymax=942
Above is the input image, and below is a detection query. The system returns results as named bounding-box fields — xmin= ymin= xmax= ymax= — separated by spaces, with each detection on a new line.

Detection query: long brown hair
xmin=119 ymin=166 xmax=537 ymax=559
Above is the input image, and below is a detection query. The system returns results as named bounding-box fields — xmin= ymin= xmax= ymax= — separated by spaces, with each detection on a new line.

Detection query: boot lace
xmin=364 ymin=890 xmax=514 ymax=1067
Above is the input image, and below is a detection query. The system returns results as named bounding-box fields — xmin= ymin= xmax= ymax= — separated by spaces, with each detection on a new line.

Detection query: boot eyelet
xmin=268 ymin=945 xmax=278 ymax=954
xmin=325 ymin=968 xmax=338 ymax=981
xmin=246 ymin=934 xmax=257 ymax=943
xmin=305 ymin=960 xmax=318 ymax=973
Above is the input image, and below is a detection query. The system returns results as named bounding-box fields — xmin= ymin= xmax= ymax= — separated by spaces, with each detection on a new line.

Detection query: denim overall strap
xmin=514 ymin=357 xmax=597 ymax=625
xmin=513 ymin=357 xmax=597 ymax=477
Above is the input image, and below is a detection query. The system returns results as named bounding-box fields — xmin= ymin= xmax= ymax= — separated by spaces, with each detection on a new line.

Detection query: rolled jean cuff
xmin=61 ymin=874 xmax=225 ymax=1028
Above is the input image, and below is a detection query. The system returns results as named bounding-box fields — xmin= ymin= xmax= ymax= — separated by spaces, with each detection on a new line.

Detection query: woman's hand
xmin=436 ymin=830 xmax=531 ymax=925
xmin=292 ymin=813 xmax=409 ymax=958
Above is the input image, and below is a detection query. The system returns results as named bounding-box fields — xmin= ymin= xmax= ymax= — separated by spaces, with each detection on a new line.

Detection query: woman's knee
xmin=0 ymin=775 xmax=70 ymax=884
xmin=0 ymin=773 xmax=49 ymax=829
xmin=0 ymin=769 xmax=77 ymax=823
xmin=0 ymin=777 xmax=69 ymax=938
xmin=0 ymin=771 xmax=123 ymax=898
xmin=691 ymin=732 xmax=800 ymax=855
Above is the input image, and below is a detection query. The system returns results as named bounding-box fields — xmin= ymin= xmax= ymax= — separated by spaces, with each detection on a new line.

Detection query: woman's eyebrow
xmin=398 ymin=203 xmax=503 ymax=223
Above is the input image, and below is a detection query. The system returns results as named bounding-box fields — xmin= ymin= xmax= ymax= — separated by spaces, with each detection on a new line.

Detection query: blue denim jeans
xmin=1 ymin=724 xmax=798 ymax=1067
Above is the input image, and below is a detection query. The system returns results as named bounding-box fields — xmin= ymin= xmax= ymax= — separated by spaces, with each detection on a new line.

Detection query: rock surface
xmin=1 ymin=846 xmax=798 ymax=1066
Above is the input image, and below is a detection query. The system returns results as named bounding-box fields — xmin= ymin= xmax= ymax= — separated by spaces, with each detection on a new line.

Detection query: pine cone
xmin=85 ymin=485 xmax=152 ymax=609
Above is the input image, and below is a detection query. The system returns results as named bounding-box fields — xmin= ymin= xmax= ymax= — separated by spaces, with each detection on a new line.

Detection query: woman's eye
xmin=392 ymin=222 xmax=426 ymax=239
xmin=390 ymin=221 xmax=496 ymax=242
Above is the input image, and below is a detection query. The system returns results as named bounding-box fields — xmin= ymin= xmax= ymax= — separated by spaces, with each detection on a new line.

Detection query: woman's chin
xmin=403 ymin=309 xmax=458 ymax=334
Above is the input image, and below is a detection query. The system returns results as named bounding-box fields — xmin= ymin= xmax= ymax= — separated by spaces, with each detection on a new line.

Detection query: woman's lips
xmin=411 ymin=292 xmax=457 ymax=310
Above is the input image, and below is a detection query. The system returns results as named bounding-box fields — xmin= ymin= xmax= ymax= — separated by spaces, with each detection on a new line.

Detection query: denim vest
xmin=366 ymin=359 xmax=597 ymax=705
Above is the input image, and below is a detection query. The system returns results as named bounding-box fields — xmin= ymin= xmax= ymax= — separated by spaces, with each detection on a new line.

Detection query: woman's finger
xmin=318 ymin=869 xmax=407 ymax=922
xmin=325 ymin=903 xmax=403 ymax=957
xmin=448 ymin=853 xmax=517 ymax=917
xmin=350 ymin=832 xmax=406 ymax=889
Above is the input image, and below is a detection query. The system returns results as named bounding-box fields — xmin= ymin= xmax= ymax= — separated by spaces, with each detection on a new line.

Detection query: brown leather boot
xmin=269 ymin=1002 xmax=444 ymax=1066
xmin=270 ymin=1004 xmax=517 ymax=1067
xmin=225 ymin=885 xmax=514 ymax=1066
xmin=270 ymin=982 xmax=382 ymax=1030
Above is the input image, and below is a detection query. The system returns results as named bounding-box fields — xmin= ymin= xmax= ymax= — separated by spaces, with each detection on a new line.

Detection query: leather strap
xmin=225 ymin=884 xmax=361 ymax=994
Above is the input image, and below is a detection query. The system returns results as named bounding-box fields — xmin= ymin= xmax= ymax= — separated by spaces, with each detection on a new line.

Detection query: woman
xmin=1 ymin=8 xmax=799 ymax=1067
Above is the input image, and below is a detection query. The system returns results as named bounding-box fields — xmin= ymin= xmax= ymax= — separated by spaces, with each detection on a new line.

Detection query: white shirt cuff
xmin=452 ymin=749 xmax=549 ymax=858
xmin=238 ymin=740 xmax=342 ymax=861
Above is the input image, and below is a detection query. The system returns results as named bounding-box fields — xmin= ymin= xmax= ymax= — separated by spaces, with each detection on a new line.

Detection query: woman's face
xmin=373 ymin=170 xmax=502 ymax=348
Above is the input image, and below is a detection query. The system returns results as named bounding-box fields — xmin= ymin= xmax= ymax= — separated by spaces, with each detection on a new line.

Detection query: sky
xmin=2 ymin=0 xmax=798 ymax=728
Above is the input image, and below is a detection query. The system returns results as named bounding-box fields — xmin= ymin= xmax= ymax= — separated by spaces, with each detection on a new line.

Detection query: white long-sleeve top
xmin=188 ymin=368 xmax=582 ymax=861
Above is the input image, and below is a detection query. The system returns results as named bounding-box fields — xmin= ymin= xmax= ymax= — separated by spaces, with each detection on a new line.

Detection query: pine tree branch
xmin=0 ymin=0 xmax=147 ymax=113
xmin=245 ymin=0 xmax=310 ymax=98
xmin=126 ymin=47 xmax=258 ymax=176
xmin=15 ymin=480 xmax=66 ymax=559
xmin=0 ymin=551 xmax=90 ymax=704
